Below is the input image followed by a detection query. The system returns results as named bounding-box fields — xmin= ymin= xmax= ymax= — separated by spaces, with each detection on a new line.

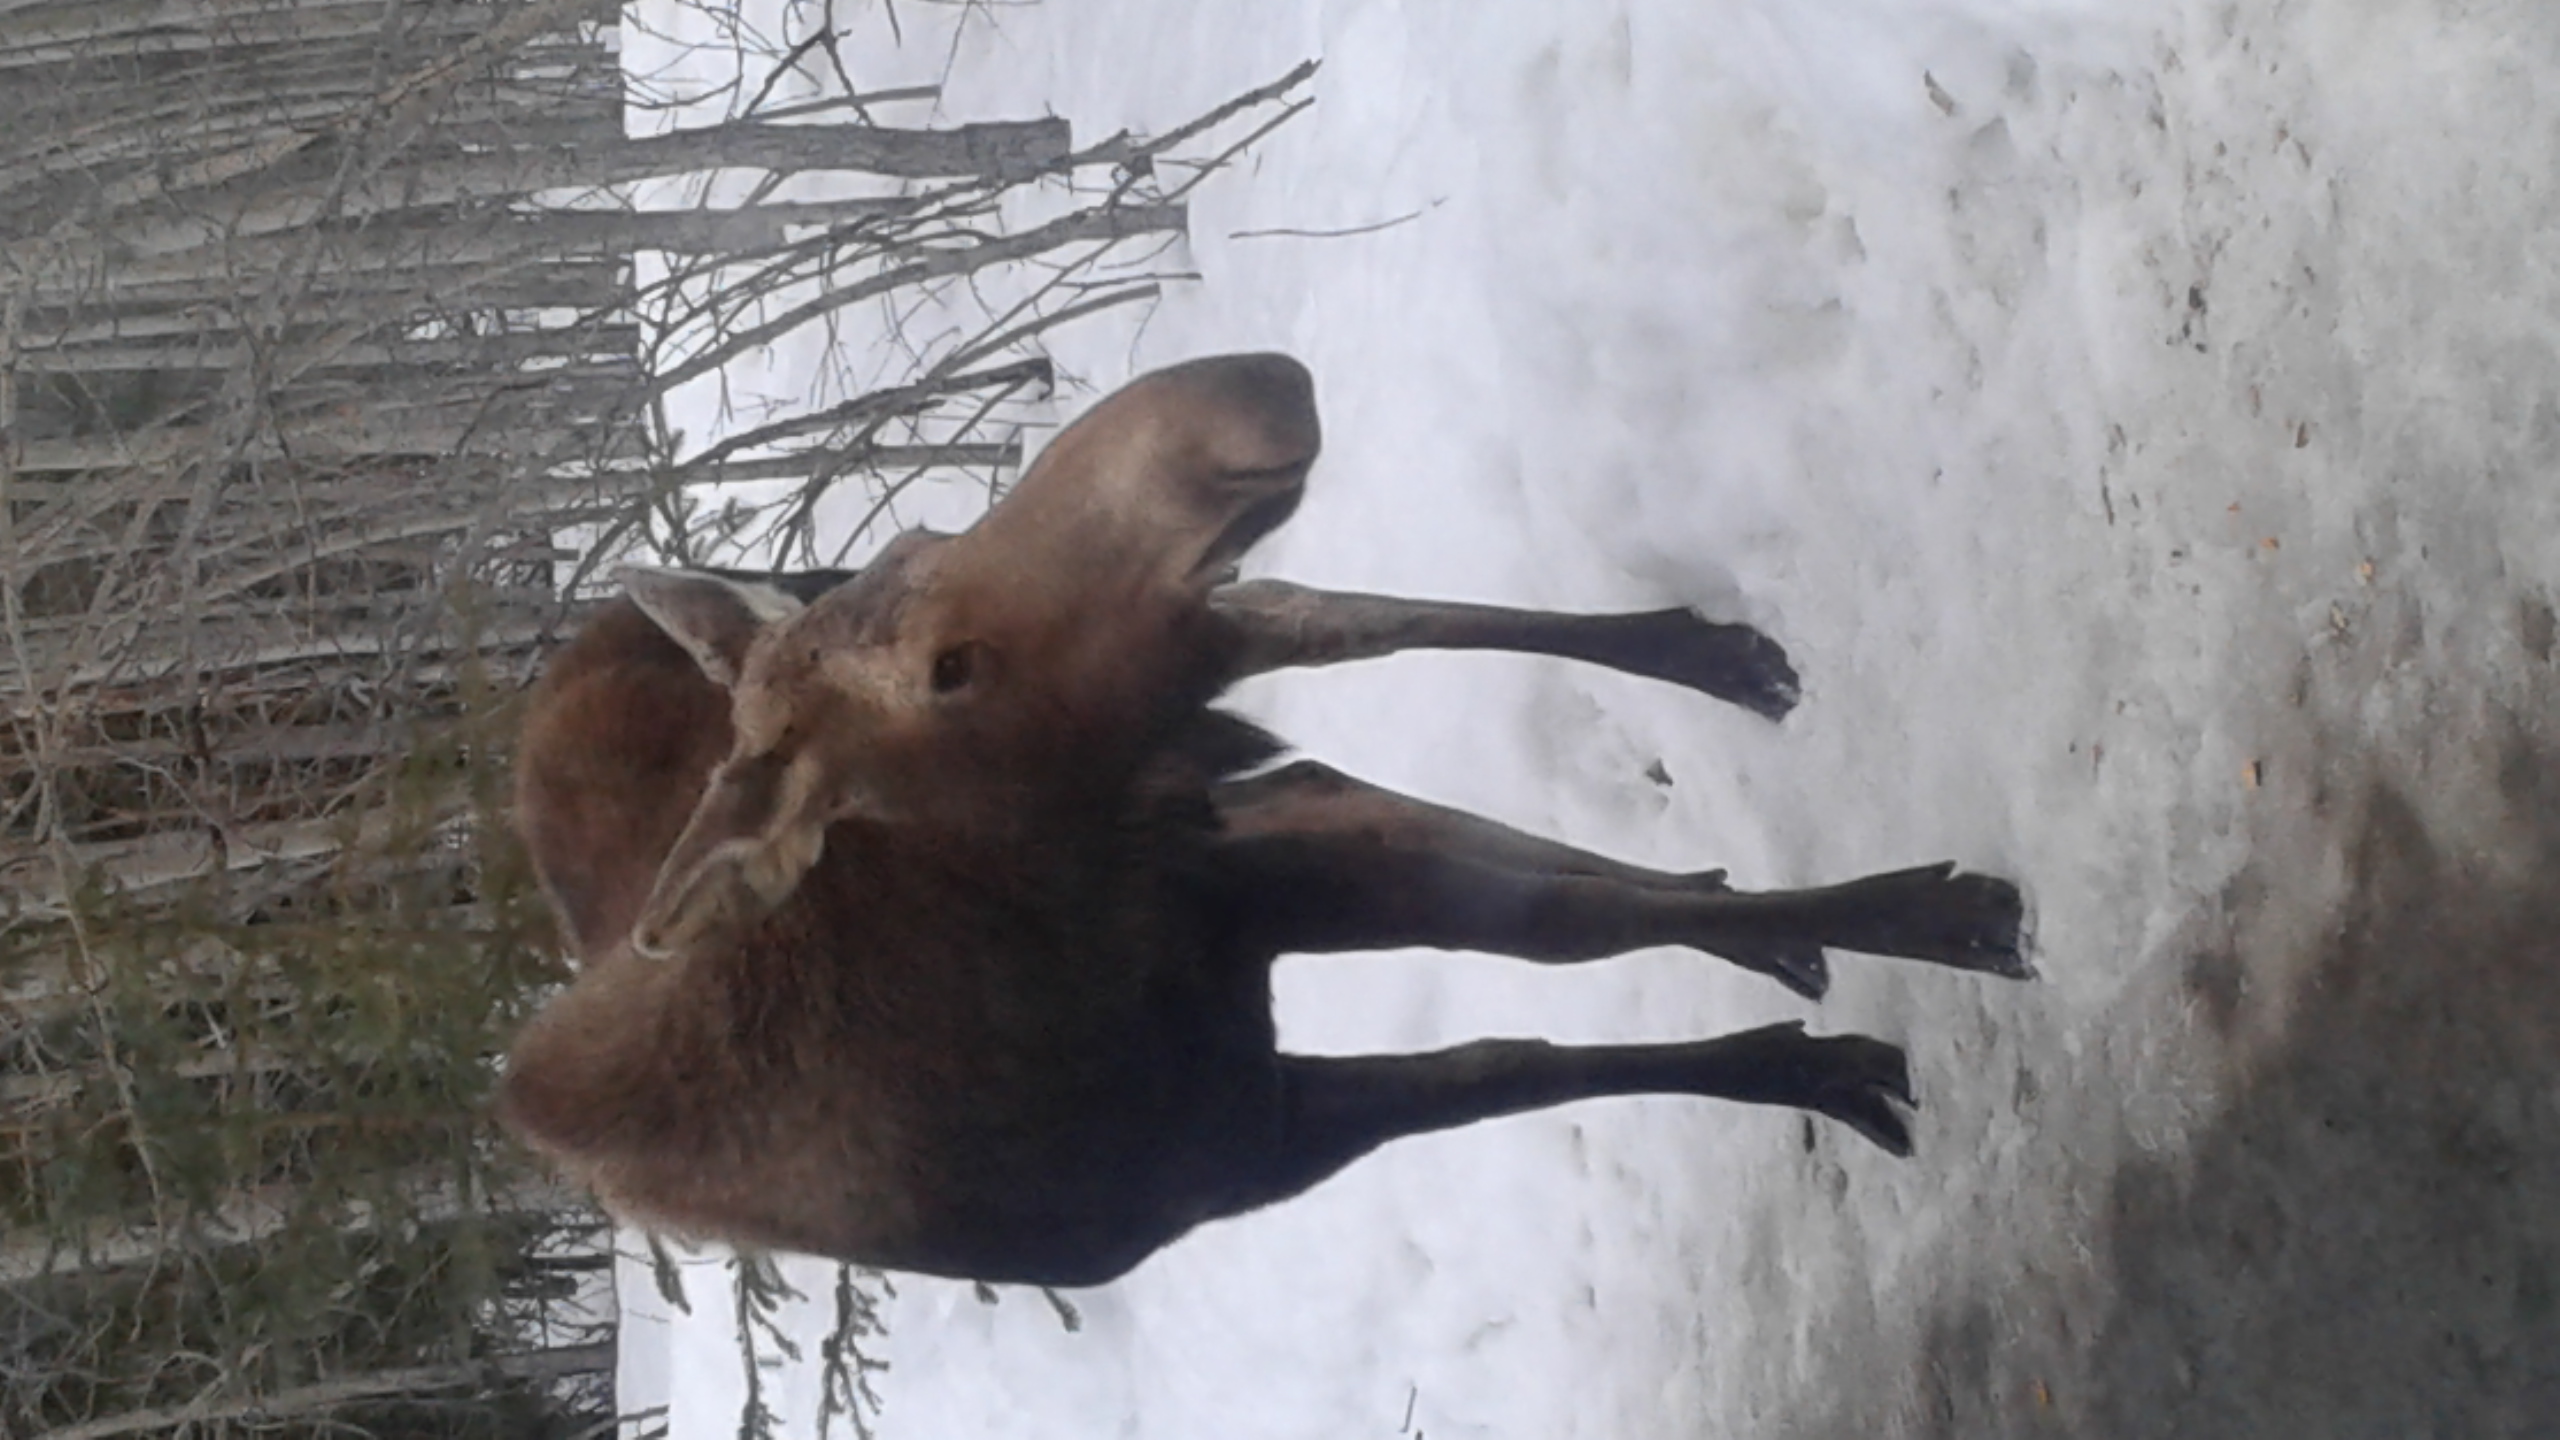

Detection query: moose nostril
xmin=931 ymin=645 xmax=976 ymax=693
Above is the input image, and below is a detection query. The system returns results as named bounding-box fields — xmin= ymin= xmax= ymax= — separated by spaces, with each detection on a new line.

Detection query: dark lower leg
xmin=1233 ymin=1024 xmax=1914 ymax=1215
xmin=1208 ymin=578 xmax=1800 ymax=720
xmin=1217 ymin=758 xmax=1834 ymax=995
xmin=1218 ymin=767 xmax=2030 ymax=991
xmin=1215 ymin=759 xmax=1726 ymax=892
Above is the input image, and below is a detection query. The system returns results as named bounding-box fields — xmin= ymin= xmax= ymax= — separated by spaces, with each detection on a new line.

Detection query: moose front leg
xmin=1209 ymin=578 xmax=1801 ymax=720
xmin=1214 ymin=761 xmax=2031 ymax=997
xmin=1216 ymin=1024 xmax=1917 ymax=1222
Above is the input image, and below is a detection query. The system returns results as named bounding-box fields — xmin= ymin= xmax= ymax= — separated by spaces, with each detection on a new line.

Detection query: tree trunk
xmin=30 ymin=1342 xmax=615 ymax=1440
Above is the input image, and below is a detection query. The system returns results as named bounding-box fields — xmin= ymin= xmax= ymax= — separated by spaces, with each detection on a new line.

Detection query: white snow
xmin=607 ymin=0 xmax=2560 ymax=1435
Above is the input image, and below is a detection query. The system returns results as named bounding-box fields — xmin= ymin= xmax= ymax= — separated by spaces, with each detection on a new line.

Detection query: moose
xmin=500 ymin=354 xmax=2030 ymax=1287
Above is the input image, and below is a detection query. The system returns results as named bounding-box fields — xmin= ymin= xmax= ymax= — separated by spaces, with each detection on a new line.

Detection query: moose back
xmin=500 ymin=354 xmax=2030 ymax=1286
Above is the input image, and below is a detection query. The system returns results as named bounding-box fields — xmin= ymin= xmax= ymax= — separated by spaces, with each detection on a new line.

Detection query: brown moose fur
xmin=500 ymin=354 xmax=2029 ymax=1286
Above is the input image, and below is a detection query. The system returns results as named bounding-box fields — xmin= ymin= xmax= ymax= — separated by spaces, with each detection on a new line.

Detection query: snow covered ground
xmin=615 ymin=1 xmax=2560 ymax=1434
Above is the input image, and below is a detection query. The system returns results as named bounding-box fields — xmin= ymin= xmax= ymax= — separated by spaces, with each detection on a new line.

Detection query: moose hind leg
xmin=1230 ymin=1024 xmax=1916 ymax=1217
xmin=1210 ymin=579 xmax=1800 ymax=720
xmin=1217 ymin=761 xmax=2032 ymax=995
xmin=1217 ymin=759 xmax=1731 ymax=891
xmin=1218 ymin=760 xmax=1831 ymax=996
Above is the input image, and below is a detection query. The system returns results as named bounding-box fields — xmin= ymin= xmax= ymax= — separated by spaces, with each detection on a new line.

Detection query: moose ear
xmin=619 ymin=567 xmax=804 ymax=690
xmin=628 ymin=749 xmax=823 ymax=959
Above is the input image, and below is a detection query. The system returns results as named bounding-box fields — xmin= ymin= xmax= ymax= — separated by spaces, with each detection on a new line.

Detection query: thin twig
xmin=1231 ymin=201 xmax=1441 ymax=242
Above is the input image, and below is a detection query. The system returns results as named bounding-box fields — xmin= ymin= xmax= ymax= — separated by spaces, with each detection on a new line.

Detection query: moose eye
xmin=930 ymin=645 xmax=978 ymax=694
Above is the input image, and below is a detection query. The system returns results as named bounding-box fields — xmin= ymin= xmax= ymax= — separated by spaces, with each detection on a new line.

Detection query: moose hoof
xmin=1723 ymin=1022 xmax=1916 ymax=1158
xmin=1721 ymin=625 xmax=1804 ymax=722
xmin=1831 ymin=862 xmax=2035 ymax=980
xmin=1800 ymin=1028 xmax=1918 ymax=1157
xmin=1921 ymin=867 xmax=2034 ymax=979
xmin=1615 ymin=612 xmax=1802 ymax=721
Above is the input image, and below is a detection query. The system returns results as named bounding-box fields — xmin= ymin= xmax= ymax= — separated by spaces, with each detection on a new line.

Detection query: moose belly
xmin=850 ymin=949 xmax=1282 ymax=1286
xmin=662 ymin=913 xmax=1281 ymax=1285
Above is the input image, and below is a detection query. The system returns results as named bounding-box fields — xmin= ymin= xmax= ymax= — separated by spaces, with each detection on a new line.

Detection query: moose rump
xmin=500 ymin=354 xmax=2030 ymax=1287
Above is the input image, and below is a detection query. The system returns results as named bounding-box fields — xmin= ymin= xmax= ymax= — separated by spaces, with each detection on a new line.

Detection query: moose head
xmin=619 ymin=354 xmax=1321 ymax=959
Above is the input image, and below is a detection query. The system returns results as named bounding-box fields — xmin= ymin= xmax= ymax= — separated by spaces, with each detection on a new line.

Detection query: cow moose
xmin=500 ymin=354 xmax=2030 ymax=1287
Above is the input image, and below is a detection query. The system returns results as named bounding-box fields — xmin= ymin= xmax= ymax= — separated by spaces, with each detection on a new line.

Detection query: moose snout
xmin=1159 ymin=352 xmax=1321 ymax=476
